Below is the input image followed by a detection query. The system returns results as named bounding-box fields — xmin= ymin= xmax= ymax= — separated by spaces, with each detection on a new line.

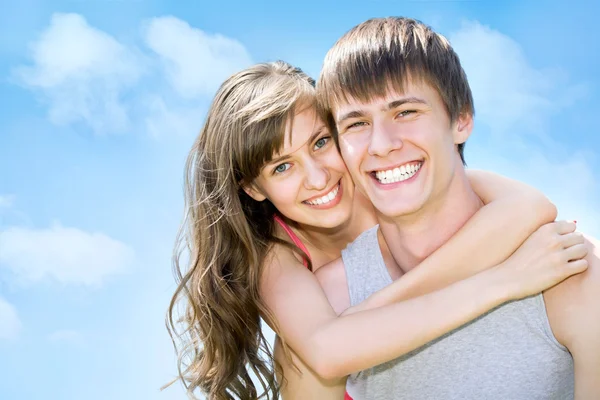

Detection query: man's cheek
xmin=339 ymin=137 xmax=357 ymax=162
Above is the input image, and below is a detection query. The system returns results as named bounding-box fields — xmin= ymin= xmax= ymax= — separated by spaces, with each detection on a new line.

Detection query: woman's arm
xmin=265 ymin=219 xmax=585 ymax=385
xmin=467 ymin=169 xmax=554 ymax=207
xmin=342 ymin=169 xmax=557 ymax=315
xmin=261 ymin=172 xmax=560 ymax=387
xmin=269 ymin=172 xmax=560 ymax=397
xmin=274 ymin=336 xmax=347 ymax=400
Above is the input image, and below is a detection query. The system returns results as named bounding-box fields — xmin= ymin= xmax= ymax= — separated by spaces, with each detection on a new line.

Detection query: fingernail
xmin=574 ymin=220 xmax=577 ymax=224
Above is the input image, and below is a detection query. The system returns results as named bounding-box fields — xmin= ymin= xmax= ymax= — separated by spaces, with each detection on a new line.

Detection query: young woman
xmin=166 ymin=61 xmax=586 ymax=400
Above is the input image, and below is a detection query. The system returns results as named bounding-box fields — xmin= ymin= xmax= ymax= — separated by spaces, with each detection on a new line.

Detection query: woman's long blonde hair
xmin=167 ymin=61 xmax=316 ymax=399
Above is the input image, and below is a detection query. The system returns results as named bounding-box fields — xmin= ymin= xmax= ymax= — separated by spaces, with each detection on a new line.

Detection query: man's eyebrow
xmin=385 ymin=97 xmax=428 ymax=110
xmin=337 ymin=110 xmax=366 ymax=125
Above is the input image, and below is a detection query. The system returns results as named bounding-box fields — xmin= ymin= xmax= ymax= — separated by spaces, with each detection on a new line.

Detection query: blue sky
xmin=0 ymin=1 xmax=598 ymax=399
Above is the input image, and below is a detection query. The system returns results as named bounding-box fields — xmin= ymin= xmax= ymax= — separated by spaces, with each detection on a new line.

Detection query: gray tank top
xmin=341 ymin=226 xmax=574 ymax=400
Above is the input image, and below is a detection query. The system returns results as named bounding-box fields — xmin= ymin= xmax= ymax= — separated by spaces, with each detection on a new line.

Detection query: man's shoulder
xmin=315 ymin=258 xmax=350 ymax=315
xmin=544 ymin=234 xmax=600 ymax=347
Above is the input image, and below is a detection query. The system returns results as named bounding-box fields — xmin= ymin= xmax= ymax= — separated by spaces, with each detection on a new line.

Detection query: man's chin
xmin=373 ymin=200 xmax=424 ymax=220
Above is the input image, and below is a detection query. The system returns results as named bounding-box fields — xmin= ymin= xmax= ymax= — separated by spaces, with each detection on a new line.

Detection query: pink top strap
xmin=274 ymin=214 xmax=311 ymax=268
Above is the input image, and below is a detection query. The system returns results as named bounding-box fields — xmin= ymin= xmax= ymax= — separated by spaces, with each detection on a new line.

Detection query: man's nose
xmin=368 ymin=120 xmax=403 ymax=157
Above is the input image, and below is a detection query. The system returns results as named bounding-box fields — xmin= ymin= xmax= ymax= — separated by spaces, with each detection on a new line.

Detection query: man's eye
xmin=274 ymin=163 xmax=291 ymax=174
xmin=346 ymin=121 xmax=367 ymax=130
xmin=397 ymin=110 xmax=416 ymax=118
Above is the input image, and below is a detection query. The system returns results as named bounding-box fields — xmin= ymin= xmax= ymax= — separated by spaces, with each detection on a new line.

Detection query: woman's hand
xmin=495 ymin=220 xmax=588 ymax=299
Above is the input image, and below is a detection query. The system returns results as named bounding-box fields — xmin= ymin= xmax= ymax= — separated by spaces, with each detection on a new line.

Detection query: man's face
xmin=333 ymin=80 xmax=473 ymax=219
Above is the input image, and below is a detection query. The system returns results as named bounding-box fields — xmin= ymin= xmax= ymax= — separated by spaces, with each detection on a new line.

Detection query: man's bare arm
xmin=545 ymin=235 xmax=600 ymax=399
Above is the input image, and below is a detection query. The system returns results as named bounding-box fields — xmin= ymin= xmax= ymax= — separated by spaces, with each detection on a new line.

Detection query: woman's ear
xmin=242 ymin=182 xmax=267 ymax=202
xmin=453 ymin=112 xmax=474 ymax=145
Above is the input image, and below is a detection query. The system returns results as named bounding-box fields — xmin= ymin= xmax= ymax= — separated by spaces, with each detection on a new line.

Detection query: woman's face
xmin=245 ymin=106 xmax=355 ymax=230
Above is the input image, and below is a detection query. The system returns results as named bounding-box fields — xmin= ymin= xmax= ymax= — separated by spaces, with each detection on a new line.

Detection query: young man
xmin=315 ymin=17 xmax=600 ymax=399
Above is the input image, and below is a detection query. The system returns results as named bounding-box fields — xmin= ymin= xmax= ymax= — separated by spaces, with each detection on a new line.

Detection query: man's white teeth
xmin=375 ymin=163 xmax=421 ymax=184
xmin=307 ymin=184 xmax=339 ymax=205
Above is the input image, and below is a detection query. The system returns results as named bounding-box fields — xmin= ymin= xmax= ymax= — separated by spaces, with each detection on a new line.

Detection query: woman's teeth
xmin=306 ymin=184 xmax=339 ymax=205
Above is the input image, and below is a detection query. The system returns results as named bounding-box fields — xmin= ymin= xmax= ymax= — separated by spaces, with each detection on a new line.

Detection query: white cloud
xmin=141 ymin=94 xmax=204 ymax=138
xmin=144 ymin=16 xmax=252 ymax=98
xmin=0 ymin=222 xmax=135 ymax=286
xmin=451 ymin=21 xmax=588 ymax=142
xmin=0 ymin=297 xmax=22 ymax=340
xmin=13 ymin=13 xmax=143 ymax=134
xmin=451 ymin=21 xmax=599 ymax=238
xmin=12 ymin=14 xmax=252 ymax=138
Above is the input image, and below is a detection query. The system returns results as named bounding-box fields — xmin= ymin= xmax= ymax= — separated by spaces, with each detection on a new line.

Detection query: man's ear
xmin=453 ymin=113 xmax=474 ymax=145
xmin=242 ymin=182 xmax=267 ymax=202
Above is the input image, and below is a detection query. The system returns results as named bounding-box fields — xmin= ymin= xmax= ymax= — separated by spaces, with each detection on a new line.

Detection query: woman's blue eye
xmin=274 ymin=163 xmax=290 ymax=174
xmin=314 ymin=136 xmax=330 ymax=149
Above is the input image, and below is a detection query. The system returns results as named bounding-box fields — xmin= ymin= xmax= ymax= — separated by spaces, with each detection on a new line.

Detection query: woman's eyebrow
xmin=267 ymin=124 xmax=328 ymax=167
xmin=267 ymin=153 xmax=292 ymax=167
xmin=308 ymin=125 xmax=326 ymax=143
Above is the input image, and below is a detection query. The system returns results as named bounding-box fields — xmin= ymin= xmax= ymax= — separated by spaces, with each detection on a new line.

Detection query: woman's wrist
xmin=476 ymin=264 xmax=518 ymax=304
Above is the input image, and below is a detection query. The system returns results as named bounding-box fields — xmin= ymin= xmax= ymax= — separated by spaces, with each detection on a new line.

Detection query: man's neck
xmin=379 ymin=166 xmax=484 ymax=273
